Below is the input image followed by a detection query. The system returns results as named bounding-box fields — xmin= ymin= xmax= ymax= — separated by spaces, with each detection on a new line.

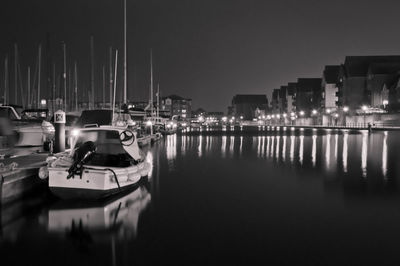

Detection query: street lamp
xmin=343 ymin=106 xmax=349 ymax=113
xmin=383 ymin=100 xmax=388 ymax=110
xmin=361 ymin=105 xmax=368 ymax=127
xmin=312 ymin=109 xmax=317 ymax=115
xmin=299 ymin=111 xmax=305 ymax=116
xmin=326 ymin=108 xmax=331 ymax=114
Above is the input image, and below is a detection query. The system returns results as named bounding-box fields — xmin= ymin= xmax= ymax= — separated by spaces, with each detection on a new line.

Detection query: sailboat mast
xmin=27 ymin=67 xmax=30 ymax=108
xmin=37 ymin=44 xmax=41 ymax=108
xmin=112 ymin=50 xmax=118 ymax=122
xmin=109 ymin=46 xmax=113 ymax=108
xmin=90 ymin=36 xmax=95 ymax=109
xmin=150 ymin=49 xmax=153 ymax=117
xmin=14 ymin=43 xmax=18 ymax=105
xmin=123 ymin=0 xmax=127 ymax=104
xmin=4 ymin=56 xmax=8 ymax=105
xmin=157 ymin=83 xmax=160 ymax=118
xmin=74 ymin=61 xmax=78 ymax=111
xmin=102 ymin=65 xmax=105 ymax=108
xmin=63 ymin=42 xmax=67 ymax=111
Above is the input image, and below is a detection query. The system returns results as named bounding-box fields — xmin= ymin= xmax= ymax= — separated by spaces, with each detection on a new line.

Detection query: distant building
xmin=161 ymin=94 xmax=192 ymax=120
xmin=295 ymin=78 xmax=322 ymax=116
xmin=286 ymin=82 xmax=296 ymax=114
xmin=322 ymin=65 xmax=340 ymax=111
xmin=339 ymin=56 xmax=400 ymax=110
xmin=271 ymin=89 xmax=280 ymax=113
xmin=231 ymin=94 xmax=269 ymax=120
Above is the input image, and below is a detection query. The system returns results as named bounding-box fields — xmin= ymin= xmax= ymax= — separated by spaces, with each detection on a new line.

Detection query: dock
xmin=0 ymin=153 xmax=48 ymax=205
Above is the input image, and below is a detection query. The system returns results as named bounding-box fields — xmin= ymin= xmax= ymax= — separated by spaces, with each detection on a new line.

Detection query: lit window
xmin=182 ymin=109 xmax=186 ymax=113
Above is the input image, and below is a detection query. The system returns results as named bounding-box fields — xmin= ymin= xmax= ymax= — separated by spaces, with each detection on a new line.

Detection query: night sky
xmin=1 ymin=0 xmax=400 ymax=111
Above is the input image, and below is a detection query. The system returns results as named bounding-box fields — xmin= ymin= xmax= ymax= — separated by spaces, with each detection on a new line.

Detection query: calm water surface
xmin=2 ymin=128 xmax=400 ymax=265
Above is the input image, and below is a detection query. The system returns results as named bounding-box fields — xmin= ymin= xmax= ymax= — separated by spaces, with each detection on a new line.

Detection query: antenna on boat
xmin=112 ymin=49 xmax=118 ymax=124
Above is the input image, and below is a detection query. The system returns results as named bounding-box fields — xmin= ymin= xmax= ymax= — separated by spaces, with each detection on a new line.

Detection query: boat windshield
xmin=74 ymin=130 xmax=135 ymax=167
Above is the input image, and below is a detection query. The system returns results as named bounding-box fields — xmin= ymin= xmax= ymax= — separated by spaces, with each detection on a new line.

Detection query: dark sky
xmin=2 ymin=0 xmax=400 ymax=111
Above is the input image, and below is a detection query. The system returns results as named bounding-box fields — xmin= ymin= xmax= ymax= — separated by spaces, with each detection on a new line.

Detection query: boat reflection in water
xmin=47 ymin=185 xmax=151 ymax=240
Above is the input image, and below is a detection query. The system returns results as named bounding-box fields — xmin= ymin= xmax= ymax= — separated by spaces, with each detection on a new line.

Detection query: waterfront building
xmin=286 ymin=82 xmax=296 ymax=114
xmin=161 ymin=94 xmax=192 ymax=120
xmin=322 ymin=65 xmax=340 ymax=111
xmin=339 ymin=56 xmax=400 ymax=110
xmin=271 ymin=89 xmax=280 ymax=114
xmin=231 ymin=94 xmax=268 ymax=120
xmin=295 ymin=78 xmax=322 ymax=116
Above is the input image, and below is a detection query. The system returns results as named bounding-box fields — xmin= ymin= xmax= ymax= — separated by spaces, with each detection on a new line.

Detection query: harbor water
xmin=1 ymin=128 xmax=400 ymax=265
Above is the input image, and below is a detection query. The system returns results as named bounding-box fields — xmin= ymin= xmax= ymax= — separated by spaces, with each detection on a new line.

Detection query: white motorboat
xmin=40 ymin=125 xmax=151 ymax=200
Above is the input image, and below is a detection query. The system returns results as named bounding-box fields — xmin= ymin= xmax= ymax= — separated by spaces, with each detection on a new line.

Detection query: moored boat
xmin=40 ymin=125 xmax=151 ymax=200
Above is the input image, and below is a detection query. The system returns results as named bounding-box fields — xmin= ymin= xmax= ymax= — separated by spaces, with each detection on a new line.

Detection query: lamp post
xmin=312 ymin=109 xmax=317 ymax=126
xmin=343 ymin=106 xmax=349 ymax=127
xmin=383 ymin=100 xmax=388 ymax=111
xmin=362 ymin=105 xmax=368 ymax=128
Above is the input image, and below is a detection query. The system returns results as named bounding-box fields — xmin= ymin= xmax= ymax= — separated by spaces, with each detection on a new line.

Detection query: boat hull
xmin=49 ymin=182 xmax=140 ymax=200
xmin=48 ymin=162 xmax=151 ymax=200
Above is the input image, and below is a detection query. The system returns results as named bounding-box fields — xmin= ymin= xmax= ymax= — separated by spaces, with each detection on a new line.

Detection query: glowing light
xmin=222 ymin=116 xmax=227 ymax=122
xmin=276 ymin=114 xmax=280 ymax=119
xmin=343 ymin=106 xmax=349 ymax=112
xmin=334 ymin=113 xmax=339 ymax=118
xmin=290 ymin=112 xmax=295 ymax=117
xmin=146 ymin=120 xmax=153 ymax=126
xmin=383 ymin=100 xmax=389 ymax=106
xmin=71 ymin=128 xmax=80 ymax=137
xmin=326 ymin=109 xmax=331 ymax=114
xmin=312 ymin=109 xmax=317 ymax=115
xmin=40 ymin=99 xmax=47 ymax=105
xmin=240 ymin=116 xmax=243 ymax=120
xmin=182 ymin=122 xmax=187 ymax=127
xmin=283 ymin=113 xmax=287 ymax=118
xmin=299 ymin=111 xmax=305 ymax=116
xmin=267 ymin=115 xmax=271 ymax=119
xmin=362 ymin=105 xmax=368 ymax=111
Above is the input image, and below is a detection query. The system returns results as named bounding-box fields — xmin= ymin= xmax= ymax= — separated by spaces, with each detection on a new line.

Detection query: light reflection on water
xmin=175 ymin=129 xmax=392 ymax=180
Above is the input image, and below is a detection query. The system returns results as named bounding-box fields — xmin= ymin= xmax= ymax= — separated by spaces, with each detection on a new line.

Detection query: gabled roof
xmin=287 ymin=82 xmax=297 ymax=95
xmin=344 ymin=56 xmax=400 ymax=77
xmin=163 ymin=94 xmax=191 ymax=101
xmin=232 ymin=94 xmax=268 ymax=105
xmin=296 ymin=78 xmax=322 ymax=92
xmin=323 ymin=65 xmax=340 ymax=83
xmin=367 ymin=62 xmax=400 ymax=75
xmin=279 ymin=86 xmax=288 ymax=98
